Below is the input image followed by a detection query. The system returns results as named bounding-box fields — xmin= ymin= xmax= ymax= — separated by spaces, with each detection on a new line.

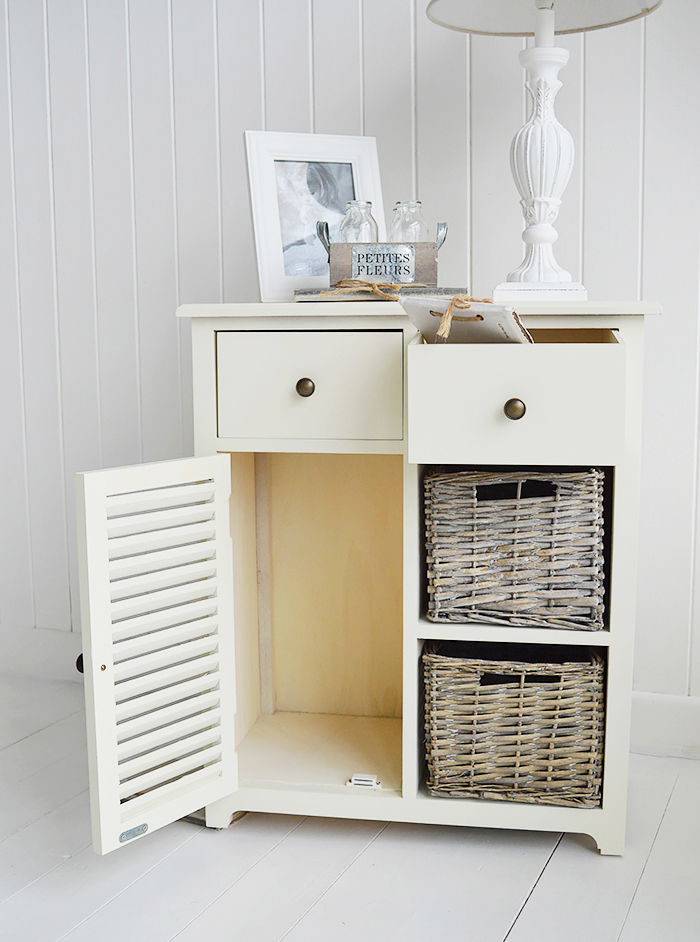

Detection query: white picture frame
xmin=245 ymin=130 xmax=386 ymax=302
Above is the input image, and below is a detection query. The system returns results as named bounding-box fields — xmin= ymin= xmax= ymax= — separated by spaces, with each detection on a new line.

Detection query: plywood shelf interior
xmin=237 ymin=711 xmax=402 ymax=793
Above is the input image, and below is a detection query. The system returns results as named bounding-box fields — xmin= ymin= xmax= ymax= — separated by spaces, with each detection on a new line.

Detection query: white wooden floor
xmin=1 ymin=673 xmax=698 ymax=942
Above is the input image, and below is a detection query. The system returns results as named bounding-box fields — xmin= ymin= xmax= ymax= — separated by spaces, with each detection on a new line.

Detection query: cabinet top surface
xmin=177 ymin=300 xmax=662 ymax=319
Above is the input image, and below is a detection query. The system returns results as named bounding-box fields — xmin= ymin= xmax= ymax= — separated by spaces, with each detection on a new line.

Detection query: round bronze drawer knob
xmin=504 ymin=398 xmax=526 ymax=420
xmin=295 ymin=377 xmax=315 ymax=398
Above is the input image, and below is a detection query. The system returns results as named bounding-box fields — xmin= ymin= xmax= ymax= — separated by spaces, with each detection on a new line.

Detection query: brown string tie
xmin=433 ymin=295 xmax=493 ymax=342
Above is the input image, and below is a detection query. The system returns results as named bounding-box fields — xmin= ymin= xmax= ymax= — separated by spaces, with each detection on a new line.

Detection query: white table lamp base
xmin=495 ymin=8 xmax=586 ymax=301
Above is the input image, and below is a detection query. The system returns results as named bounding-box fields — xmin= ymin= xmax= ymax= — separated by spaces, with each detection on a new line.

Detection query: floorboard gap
xmin=615 ymin=771 xmax=681 ymax=942
xmin=166 ymin=815 xmax=310 ymax=942
xmin=53 ymin=827 xmax=202 ymax=942
xmin=0 ymin=708 xmax=85 ymax=754
xmin=0 ymin=787 xmax=89 ymax=850
xmin=275 ymin=821 xmax=391 ymax=942
xmin=502 ymin=833 xmax=564 ymax=942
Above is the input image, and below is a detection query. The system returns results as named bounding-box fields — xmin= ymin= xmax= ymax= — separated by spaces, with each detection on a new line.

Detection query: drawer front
xmin=407 ymin=340 xmax=626 ymax=464
xmin=217 ymin=330 xmax=403 ymax=441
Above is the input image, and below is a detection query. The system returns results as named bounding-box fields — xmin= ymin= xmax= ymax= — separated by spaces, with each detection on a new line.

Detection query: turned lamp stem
xmin=496 ymin=0 xmax=586 ymax=298
xmin=534 ymin=1 xmax=555 ymax=46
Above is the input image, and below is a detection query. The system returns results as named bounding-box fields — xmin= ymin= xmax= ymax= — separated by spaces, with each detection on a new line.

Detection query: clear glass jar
xmin=338 ymin=201 xmax=379 ymax=243
xmin=388 ymin=200 xmax=429 ymax=242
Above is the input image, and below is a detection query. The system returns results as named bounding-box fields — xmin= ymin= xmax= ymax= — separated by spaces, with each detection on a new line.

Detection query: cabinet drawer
xmin=217 ymin=330 xmax=403 ymax=441
xmin=407 ymin=331 xmax=626 ymax=464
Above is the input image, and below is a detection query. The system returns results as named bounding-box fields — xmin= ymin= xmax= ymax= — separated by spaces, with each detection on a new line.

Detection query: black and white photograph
xmin=274 ymin=159 xmax=355 ymax=276
xmin=245 ymin=131 xmax=385 ymax=300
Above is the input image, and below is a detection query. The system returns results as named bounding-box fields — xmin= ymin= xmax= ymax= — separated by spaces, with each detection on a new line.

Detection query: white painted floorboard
xmin=0 ymin=675 xmax=84 ymax=752
xmin=617 ymin=759 xmax=700 ymax=942
xmin=504 ymin=754 xmax=684 ymax=942
xmin=0 ymin=673 xmax=698 ymax=942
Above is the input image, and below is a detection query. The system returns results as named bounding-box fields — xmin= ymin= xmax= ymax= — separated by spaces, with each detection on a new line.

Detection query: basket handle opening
xmin=479 ymin=672 xmax=563 ymax=686
xmin=475 ymin=480 xmax=558 ymax=502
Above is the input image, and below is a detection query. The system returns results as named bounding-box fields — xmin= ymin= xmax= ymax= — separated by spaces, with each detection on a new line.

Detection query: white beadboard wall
xmin=1 ymin=2 xmax=699 ymax=725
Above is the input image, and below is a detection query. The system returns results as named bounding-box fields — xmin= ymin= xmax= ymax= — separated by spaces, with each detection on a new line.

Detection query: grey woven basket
xmin=425 ymin=469 xmax=606 ymax=631
xmin=423 ymin=641 xmax=605 ymax=807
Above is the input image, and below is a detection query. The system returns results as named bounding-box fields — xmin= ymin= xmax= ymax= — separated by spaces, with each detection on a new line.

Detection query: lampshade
xmin=426 ymin=0 xmax=664 ymax=36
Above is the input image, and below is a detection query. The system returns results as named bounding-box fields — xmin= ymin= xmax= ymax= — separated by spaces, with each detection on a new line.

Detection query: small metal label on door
xmin=119 ymin=823 xmax=148 ymax=843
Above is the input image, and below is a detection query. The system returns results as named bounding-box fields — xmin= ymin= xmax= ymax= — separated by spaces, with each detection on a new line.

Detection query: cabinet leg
xmin=205 ymin=795 xmax=244 ymax=829
xmin=593 ymin=826 xmax=626 ymax=856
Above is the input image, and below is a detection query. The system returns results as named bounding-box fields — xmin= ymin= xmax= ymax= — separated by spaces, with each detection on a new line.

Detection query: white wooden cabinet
xmin=76 ymin=299 xmax=660 ymax=856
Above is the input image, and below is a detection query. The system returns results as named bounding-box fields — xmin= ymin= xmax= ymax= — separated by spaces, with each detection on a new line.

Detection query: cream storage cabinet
xmin=76 ymin=300 xmax=659 ymax=856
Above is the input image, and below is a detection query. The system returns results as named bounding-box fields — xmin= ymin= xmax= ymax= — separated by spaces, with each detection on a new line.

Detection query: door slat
xmin=108 ymin=520 xmax=217 ymax=560
xmin=119 ymin=764 xmax=223 ymax=822
xmin=109 ymin=541 xmax=217 ymax=581
xmin=112 ymin=635 xmax=220 ymax=683
xmin=113 ymin=615 xmax=220 ymax=662
xmin=109 ymin=559 xmax=219 ymax=602
xmin=119 ymin=742 xmax=223 ymax=801
xmin=116 ymin=690 xmax=221 ymax=744
xmin=114 ymin=652 xmax=220 ymax=701
xmin=110 ymin=578 xmax=219 ymax=622
xmin=118 ymin=726 xmax=222 ymax=782
xmin=117 ymin=706 xmax=222 ymax=762
xmin=107 ymin=503 xmax=216 ymax=540
xmin=111 ymin=599 xmax=219 ymax=644
xmin=114 ymin=671 xmax=221 ymax=724
xmin=106 ymin=481 xmax=216 ymax=517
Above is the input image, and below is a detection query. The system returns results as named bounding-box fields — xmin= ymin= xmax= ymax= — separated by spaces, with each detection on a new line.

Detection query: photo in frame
xmin=245 ymin=130 xmax=386 ymax=301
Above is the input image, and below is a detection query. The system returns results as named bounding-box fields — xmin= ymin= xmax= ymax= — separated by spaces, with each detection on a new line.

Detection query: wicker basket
xmin=423 ymin=641 xmax=605 ymax=807
xmin=425 ymin=469 xmax=606 ymax=631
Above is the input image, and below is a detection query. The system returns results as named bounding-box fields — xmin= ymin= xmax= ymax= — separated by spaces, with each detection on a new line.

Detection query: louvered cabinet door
xmin=76 ymin=455 xmax=237 ymax=854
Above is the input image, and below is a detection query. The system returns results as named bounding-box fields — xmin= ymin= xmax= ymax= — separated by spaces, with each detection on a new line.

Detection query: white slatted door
xmin=76 ymin=455 xmax=236 ymax=855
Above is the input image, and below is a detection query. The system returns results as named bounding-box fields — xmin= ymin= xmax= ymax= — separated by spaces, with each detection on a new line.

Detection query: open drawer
xmin=407 ymin=328 xmax=626 ymax=465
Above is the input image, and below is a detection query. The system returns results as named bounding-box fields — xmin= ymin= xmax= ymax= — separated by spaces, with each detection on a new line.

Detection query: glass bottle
xmin=387 ymin=202 xmax=407 ymax=241
xmin=338 ymin=201 xmax=379 ymax=243
xmin=400 ymin=200 xmax=429 ymax=242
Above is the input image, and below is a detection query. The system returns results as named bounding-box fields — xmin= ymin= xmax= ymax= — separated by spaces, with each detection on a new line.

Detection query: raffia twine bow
xmin=319 ymin=283 xmax=493 ymax=342
xmin=321 ymin=279 xmax=427 ymax=300
xmin=435 ymin=295 xmax=493 ymax=342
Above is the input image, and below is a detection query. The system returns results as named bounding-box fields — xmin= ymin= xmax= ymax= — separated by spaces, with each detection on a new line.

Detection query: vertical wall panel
xmin=469 ymin=35 xmax=524 ymax=299
xmin=172 ymin=0 xmax=221 ymax=305
xmin=363 ymin=0 xmax=414 ymax=229
xmin=172 ymin=0 xmax=221 ymax=452
xmin=8 ymin=0 xmax=71 ymax=631
xmin=583 ymin=20 xmax=644 ymax=301
xmin=693 ymin=255 xmax=700 ymax=698
xmin=693 ymin=320 xmax=700 ymax=698
xmin=46 ymin=0 xmax=100 ymax=628
xmin=637 ymin=0 xmax=700 ymax=695
xmin=263 ymin=0 xmax=311 ymax=133
xmin=217 ymin=0 xmax=263 ymax=303
xmin=312 ymin=0 xmax=362 ymax=136
xmin=0 ymin=1 xmax=34 ymax=629
xmin=86 ymin=0 xmax=141 ymax=469
xmin=128 ymin=0 xmax=181 ymax=462
xmin=582 ymin=21 xmax=643 ymax=301
xmin=415 ymin=6 xmax=469 ymax=289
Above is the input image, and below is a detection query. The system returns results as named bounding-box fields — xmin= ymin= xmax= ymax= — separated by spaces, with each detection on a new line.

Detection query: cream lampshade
xmin=426 ymin=0 xmax=664 ymax=301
